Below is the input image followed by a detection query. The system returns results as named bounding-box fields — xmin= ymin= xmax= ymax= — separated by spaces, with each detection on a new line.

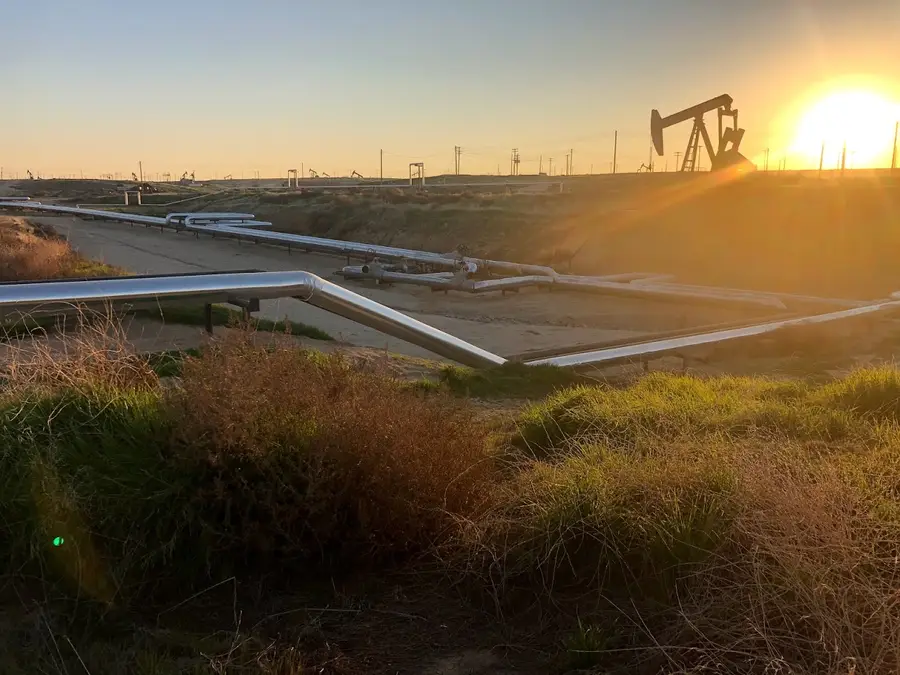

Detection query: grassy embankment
xmin=3 ymin=322 xmax=900 ymax=673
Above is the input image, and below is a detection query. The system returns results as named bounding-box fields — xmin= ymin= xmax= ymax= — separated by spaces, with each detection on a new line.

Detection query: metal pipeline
xmin=527 ymin=298 xmax=900 ymax=368
xmin=180 ymin=213 xmax=257 ymax=227
xmin=210 ymin=220 xmax=273 ymax=229
xmin=1 ymin=201 xmax=164 ymax=226
xmin=337 ymin=265 xmax=783 ymax=308
xmin=594 ymin=272 xmax=674 ymax=283
xmin=0 ymin=200 xmax=839 ymax=310
xmin=0 ymin=271 xmax=506 ymax=368
xmin=0 ymin=201 xmax=557 ymax=277
xmin=631 ymin=280 xmax=869 ymax=309
xmin=203 ymin=222 xmax=558 ymax=276
xmin=552 ymin=276 xmax=786 ymax=308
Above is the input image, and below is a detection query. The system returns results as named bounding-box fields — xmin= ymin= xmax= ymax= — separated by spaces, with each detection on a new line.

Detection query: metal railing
xmin=0 ymin=271 xmax=506 ymax=368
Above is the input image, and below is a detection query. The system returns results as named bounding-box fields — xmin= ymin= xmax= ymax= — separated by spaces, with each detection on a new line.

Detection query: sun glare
xmin=789 ymin=88 xmax=899 ymax=168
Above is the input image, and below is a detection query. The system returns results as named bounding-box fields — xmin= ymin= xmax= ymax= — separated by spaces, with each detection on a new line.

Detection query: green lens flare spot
xmin=52 ymin=536 xmax=65 ymax=547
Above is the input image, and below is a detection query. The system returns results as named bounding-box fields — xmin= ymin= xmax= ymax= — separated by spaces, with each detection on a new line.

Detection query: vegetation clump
xmin=4 ymin=324 xmax=900 ymax=673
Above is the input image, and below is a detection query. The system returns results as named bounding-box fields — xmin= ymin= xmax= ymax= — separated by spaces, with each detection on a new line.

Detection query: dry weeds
xmin=3 ymin=321 xmax=900 ymax=672
xmin=0 ymin=216 xmax=120 ymax=281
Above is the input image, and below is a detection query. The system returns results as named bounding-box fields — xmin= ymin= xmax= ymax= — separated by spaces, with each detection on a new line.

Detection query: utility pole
xmin=548 ymin=157 xmax=553 ymax=176
xmin=612 ymin=130 xmax=618 ymax=175
xmin=764 ymin=148 xmax=770 ymax=172
xmin=380 ymin=149 xmax=383 ymax=184
xmin=819 ymin=142 xmax=825 ymax=176
xmin=138 ymin=161 xmax=143 ymax=183
xmin=569 ymin=148 xmax=573 ymax=175
xmin=674 ymin=151 xmax=682 ymax=171
xmin=454 ymin=146 xmax=461 ymax=175
xmin=892 ymin=122 xmax=898 ymax=171
xmin=539 ymin=155 xmax=543 ymax=175
xmin=841 ymin=141 xmax=847 ymax=176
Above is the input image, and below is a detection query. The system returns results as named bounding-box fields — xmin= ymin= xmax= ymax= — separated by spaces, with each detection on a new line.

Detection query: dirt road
xmin=31 ymin=215 xmax=771 ymax=362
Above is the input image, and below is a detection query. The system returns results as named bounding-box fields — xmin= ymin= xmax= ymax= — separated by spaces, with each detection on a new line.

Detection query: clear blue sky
xmin=1 ymin=0 xmax=898 ymax=179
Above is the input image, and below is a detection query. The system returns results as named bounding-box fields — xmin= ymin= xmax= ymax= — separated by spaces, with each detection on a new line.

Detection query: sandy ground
xmin=26 ymin=215 xmax=774 ymax=362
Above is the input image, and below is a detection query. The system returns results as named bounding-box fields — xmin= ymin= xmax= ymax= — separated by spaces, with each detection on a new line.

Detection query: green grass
xmin=5 ymin=334 xmax=900 ymax=673
xmin=511 ymin=371 xmax=882 ymax=457
xmin=145 ymin=347 xmax=202 ymax=377
xmin=135 ymin=304 xmax=333 ymax=340
xmin=435 ymin=362 xmax=587 ymax=399
xmin=64 ymin=258 xmax=126 ymax=278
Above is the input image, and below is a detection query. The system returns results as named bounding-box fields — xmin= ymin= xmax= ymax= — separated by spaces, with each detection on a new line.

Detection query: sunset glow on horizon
xmin=788 ymin=89 xmax=899 ymax=168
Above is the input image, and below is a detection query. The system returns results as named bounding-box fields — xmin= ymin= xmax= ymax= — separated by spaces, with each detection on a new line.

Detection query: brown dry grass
xmin=459 ymin=372 xmax=900 ymax=673
xmin=2 ymin=311 xmax=159 ymax=393
xmin=5 ymin=323 xmax=900 ymax=672
xmin=0 ymin=217 xmax=120 ymax=281
xmin=169 ymin=331 xmax=497 ymax=564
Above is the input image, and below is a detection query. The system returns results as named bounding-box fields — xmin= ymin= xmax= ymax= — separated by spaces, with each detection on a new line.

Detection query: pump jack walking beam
xmin=651 ymin=94 xmax=753 ymax=172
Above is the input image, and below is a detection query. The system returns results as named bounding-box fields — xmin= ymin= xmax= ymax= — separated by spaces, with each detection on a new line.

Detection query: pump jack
xmin=651 ymin=94 xmax=754 ymax=172
xmin=350 ymin=170 xmax=364 ymax=179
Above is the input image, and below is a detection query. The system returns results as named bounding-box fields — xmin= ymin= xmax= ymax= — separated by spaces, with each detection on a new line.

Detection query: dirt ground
xmin=22 ymin=214 xmax=780 ymax=364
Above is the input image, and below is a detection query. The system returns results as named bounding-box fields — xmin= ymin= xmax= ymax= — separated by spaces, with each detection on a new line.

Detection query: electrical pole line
xmin=819 ymin=141 xmax=825 ymax=176
xmin=892 ymin=122 xmax=898 ymax=171
xmin=380 ymin=149 xmax=383 ymax=184
xmin=612 ymin=131 xmax=618 ymax=174
xmin=548 ymin=157 xmax=553 ymax=176
xmin=569 ymin=148 xmax=573 ymax=175
xmin=539 ymin=155 xmax=543 ymax=175
xmin=674 ymin=151 xmax=682 ymax=171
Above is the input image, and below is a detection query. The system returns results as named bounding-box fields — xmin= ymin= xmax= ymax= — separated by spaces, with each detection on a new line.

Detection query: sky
xmin=1 ymin=0 xmax=898 ymax=180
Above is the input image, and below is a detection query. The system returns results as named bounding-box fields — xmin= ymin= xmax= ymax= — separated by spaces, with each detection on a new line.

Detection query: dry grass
xmin=2 ymin=311 xmax=159 ymax=393
xmin=0 ymin=217 xmax=121 ymax=281
xmin=4 ymin=321 xmax=900 ymax=672
xmin=171 ymin=331 xmax=496 ymax=564
xmin=459 ymin=370 xmax=900 ymax=673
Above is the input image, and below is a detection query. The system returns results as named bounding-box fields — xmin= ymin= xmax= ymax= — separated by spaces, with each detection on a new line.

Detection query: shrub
xmin=170 ymin=333 xmax=495 ymax=565
xmin=462 ymin=369 xmax=900 ymax=674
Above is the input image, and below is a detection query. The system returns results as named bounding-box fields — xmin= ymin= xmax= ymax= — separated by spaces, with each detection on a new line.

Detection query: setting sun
xmin=789 ymin=88 xmax=899 ymax=168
